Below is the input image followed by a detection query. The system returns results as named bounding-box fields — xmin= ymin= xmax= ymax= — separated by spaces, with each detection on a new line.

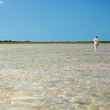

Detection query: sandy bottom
xmin=0 ymin=43 xmax=110 ymax=110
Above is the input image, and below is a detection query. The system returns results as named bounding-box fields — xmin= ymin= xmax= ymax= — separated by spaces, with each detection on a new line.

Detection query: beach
xmin=0 ymin=43 xmax=110 ymax=110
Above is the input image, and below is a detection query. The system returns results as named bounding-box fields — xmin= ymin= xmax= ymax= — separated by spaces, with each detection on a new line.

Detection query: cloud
xmin=0 ymin=0 xmax=4 ymax=4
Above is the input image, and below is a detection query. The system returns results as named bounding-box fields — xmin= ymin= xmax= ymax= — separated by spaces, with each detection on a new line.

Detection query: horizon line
xmin=0 ymin=40 xmax=110 ymax=44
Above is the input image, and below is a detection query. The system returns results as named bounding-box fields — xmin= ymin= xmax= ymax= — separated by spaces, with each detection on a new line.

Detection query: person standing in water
xmin=93 ymin=36 xmax=100 ymax=52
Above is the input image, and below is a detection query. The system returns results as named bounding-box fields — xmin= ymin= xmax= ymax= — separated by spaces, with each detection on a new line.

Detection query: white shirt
xmin=93 ymin=38 xmax=98 ymax=42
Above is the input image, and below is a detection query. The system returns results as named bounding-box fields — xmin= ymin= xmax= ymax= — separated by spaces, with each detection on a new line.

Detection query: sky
xmin=0 ymin=0 xmax=110 ymax=41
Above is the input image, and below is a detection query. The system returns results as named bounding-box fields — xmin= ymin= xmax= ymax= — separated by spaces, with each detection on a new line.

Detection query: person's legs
xmin=94 ymin=44 xmax=97 ymax=52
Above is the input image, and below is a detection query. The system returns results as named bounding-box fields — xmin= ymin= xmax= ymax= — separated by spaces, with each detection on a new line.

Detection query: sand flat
xmin=0 ymin=43 xmax=110 ymax=110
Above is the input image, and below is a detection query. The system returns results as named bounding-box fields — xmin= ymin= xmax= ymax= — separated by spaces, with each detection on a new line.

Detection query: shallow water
xmin=0 ymin=44 xmax=110 ymax=110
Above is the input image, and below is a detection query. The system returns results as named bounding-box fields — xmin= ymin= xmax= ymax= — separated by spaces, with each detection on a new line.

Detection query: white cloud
xmin=0 ymin=0 xmax=4 ymax=4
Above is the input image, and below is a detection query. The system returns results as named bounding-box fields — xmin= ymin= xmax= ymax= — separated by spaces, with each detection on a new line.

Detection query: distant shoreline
xmin=0 ymin=40 xmax=110 ymax=44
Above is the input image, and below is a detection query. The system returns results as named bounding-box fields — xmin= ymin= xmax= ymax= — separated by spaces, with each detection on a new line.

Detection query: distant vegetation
xmin=0 ymin=40 xmax=110 ymax=44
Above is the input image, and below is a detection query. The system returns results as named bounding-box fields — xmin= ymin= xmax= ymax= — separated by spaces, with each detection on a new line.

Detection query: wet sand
xmin=0 ymin=43 xmax=110 ymax=110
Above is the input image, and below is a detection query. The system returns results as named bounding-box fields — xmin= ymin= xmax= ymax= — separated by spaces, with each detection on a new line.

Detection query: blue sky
xmin=0 ymin=0 xmax=110 ymax=41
